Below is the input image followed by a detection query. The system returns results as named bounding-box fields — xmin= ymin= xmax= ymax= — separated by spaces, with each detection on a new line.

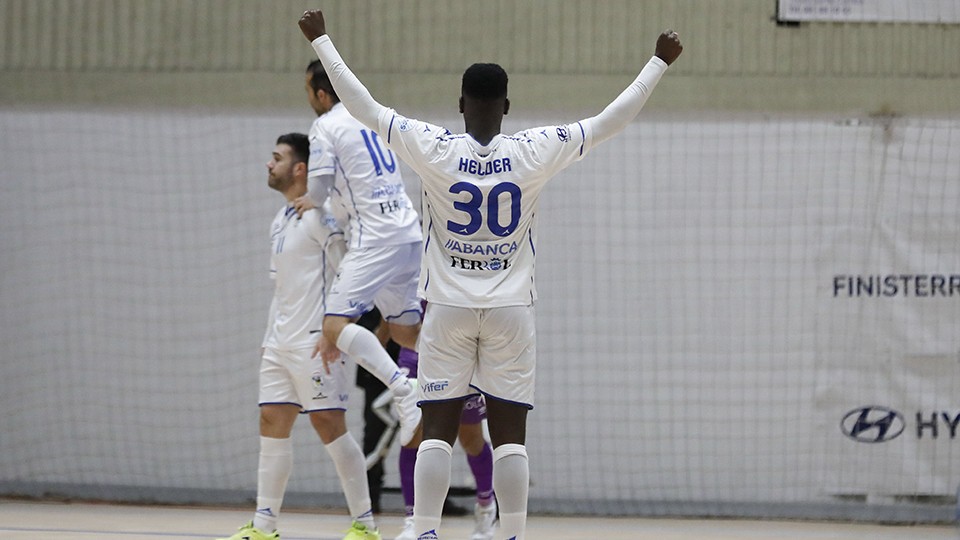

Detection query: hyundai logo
xmin=841 ymin=406 xmax=905 ymax=443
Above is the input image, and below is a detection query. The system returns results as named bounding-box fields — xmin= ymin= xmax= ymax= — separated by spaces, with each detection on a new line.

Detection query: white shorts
xmin=325 ymin=241 xmax=422 ymax=325
xmin=418 ymin=303 xmax=536 ymax=409
xmin=259 ymin=347 xmax=350 ymax=412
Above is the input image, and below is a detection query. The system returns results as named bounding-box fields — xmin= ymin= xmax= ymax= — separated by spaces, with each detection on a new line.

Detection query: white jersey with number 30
xmin=378 ymin=116 xmax=593 ymax=308
xmin=309 ymin=34 xmax=669 ymax=308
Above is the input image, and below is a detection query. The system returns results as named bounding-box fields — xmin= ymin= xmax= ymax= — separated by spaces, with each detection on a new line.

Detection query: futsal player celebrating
xmin=298 ymin=59 xmax=424 ymax=448
xmin=299 ymin=9 xmax=682 ymax=539
xmin=220 ymin=133 xmax=381 ymax=540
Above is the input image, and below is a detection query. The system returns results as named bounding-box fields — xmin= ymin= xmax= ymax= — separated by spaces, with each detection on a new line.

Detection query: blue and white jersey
xmin=308 ymin=102 xmax=422 ymax=250
xmin=376 ymin=115 xmax=593 ymax=308
xmin=309 ymin=34 xmax=669 ymax=308
xmin=262 ymin=204 xmax=346 ymax=351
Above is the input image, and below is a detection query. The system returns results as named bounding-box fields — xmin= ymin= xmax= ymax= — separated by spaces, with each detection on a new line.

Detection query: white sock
xmin=336 ymin=323 xmax=411 ymax=396
xmin=254 ymin=436 xmax=293 ymax=532
xmin=493 ymin=444 xmax=528 ymax=540
xmin=325 ymin=433 xmax=376 ymax=530
xmin=413 ymin=439 xmax=452 ymax=538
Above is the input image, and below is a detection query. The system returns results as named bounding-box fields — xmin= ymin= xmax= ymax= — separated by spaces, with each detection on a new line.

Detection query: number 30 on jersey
xmin=446 ymin=181 xmax=521 ymax=238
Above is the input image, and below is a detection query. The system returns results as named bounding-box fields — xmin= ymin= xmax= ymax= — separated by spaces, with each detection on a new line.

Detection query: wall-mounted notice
xmin=777 ymin=0 xmax=960 ymax=23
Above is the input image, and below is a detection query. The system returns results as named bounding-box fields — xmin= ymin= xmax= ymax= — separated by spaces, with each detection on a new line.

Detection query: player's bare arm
xmin=655 ymin=30 xmax=683 ymax=65
xmin=299 ymin=9 xmax=327 ymax=42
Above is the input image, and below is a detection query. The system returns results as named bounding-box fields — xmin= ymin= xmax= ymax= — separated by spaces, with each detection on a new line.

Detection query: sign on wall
xmin=778 ymin=0 xmax=960 ymax=23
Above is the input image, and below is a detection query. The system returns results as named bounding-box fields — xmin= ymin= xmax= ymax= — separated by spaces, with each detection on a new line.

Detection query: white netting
xmin=1 ymin=108 xmax=957 ymax=521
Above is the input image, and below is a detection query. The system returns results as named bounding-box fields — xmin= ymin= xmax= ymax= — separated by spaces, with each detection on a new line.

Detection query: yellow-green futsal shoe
xmin=218 ymin=521 xmax=279 ymax=540
xmin=342 ymin=521 xmax=382 ymax=540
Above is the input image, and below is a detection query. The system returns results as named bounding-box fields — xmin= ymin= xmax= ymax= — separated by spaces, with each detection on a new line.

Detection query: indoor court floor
xmin=1 ymin=499 xmax=956 ymax=540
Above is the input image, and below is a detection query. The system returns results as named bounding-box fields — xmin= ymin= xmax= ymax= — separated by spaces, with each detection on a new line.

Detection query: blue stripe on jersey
xmin=387 ymin=114 xmax=395 ymax=143
xmin=320 ymin=249 xmax=328 ymax=313
xmin=423 ymin=216 xmax=432 ymax=253
xmin=577 ymin=121 xmax=585 ymax=156
xmin=335 ymin=159 xmax=365 ymax=247
xmin=422 ymin=212 xmax=433 ymax=292
xmin=527 ymin=227 xmax=535 ymax=255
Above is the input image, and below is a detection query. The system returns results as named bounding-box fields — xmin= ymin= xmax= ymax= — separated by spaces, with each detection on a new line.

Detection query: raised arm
xmin=298 ymin=9 xmax=386 ymax=131
xmin=583 ymin=30 xmax=683 ymax=145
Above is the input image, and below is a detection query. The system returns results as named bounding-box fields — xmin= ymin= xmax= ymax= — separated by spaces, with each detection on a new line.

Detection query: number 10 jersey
xmin=308 ymin=102 xmax=422 ymax=250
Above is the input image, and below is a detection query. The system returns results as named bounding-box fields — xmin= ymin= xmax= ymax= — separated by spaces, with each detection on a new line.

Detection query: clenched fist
xmin=299 ymin=9 xmax=327 ymax=42
xmin=655 ymin=30 xmax=683 ymax=65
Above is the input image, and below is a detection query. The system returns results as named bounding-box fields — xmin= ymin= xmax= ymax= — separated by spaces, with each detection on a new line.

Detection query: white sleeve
xmin=308 ymin=122 xmax=336 ymax=179
xmin=307 ymin=174 xmax=335 ymax=207
xmin=581 ymin=56 xmax=669 ymax=148
xmin=311 ymin=35 xmax=388 ymax=133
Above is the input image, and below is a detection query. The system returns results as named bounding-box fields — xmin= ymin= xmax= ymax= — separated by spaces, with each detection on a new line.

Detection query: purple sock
xmin=467 ymin=442 xmax=495 ymax=504
xmin=397 ymin=347 xmax=419 ymax=379
xmin=399 ymin=446 xmax=417 ymax=515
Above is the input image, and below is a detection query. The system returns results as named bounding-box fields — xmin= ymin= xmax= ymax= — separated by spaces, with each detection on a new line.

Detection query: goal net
xmin=0 ymin=107 xmax=957 ymax=522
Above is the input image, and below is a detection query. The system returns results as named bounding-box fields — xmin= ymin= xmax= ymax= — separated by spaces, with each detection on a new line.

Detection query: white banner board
xmin=778 ymin=0 xmax=960 ymax=23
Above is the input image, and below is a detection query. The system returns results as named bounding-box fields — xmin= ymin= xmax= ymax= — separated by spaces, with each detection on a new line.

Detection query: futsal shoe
xmin=393 ymin=515 xmax=416 ymax=540
xmin=470 ymin=499 xmax=498 ymax=540
xmin=218 ymin=521 xmax=279 ymax=540
xmin=343 ymin=521 xmax=382 ymax=540
xmin=394 ymin=379 xmax=421 ymax=446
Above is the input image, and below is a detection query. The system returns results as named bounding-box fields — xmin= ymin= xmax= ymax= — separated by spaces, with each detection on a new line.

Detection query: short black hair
xmin=276 ymin=132 xmax=310 ymax=164
xmin=461 ymin=63 xmax=508 ymax=101
xmin=306 ymin=60 xmax=340 ymax=102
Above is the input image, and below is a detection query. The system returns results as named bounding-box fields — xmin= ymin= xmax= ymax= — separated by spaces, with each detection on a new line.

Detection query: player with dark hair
xmin=220 ymin=133 xmax=381 ymax=540
xmin=460 ymin=63 xmax=508 ymax=101
xmin=299 ymin=58 xmax=424 ymax=453
xmin=299 ymin=9 xmax=682 ymax=539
